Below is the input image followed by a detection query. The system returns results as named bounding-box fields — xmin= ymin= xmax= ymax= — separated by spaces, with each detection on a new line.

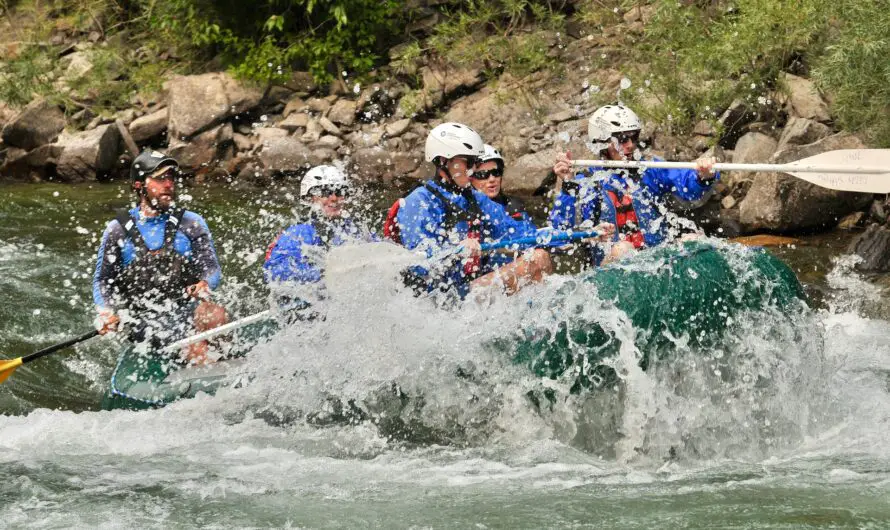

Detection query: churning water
xmin=1 ymin=183 xmax=889 ymax=528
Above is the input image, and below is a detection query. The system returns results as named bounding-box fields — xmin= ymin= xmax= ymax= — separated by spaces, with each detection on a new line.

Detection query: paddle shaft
xmin=20 ymin=330 xmax=99 ymax=365
xmin=160 ymin=309 xmax=274 ymax=352
xmin=571 ymin=159 xmax=885 ymax=174
xmin=480 ymin=230 xmax=601 ymax=252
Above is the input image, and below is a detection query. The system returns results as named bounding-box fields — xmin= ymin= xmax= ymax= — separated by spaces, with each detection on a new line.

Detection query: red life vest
xmin=606 ymin=190 xmax=645 ymax=249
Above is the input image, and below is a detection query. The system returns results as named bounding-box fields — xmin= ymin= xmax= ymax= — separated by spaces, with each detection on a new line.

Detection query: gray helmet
xmin=131 ymin=150 xmax=179 ymax=183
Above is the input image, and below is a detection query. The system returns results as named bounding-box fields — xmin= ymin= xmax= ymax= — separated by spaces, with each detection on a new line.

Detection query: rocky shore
xmin=2 ymin=5 xmax=889 ymax=270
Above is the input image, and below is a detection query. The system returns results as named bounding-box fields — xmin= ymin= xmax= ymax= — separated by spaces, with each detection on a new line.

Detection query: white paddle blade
xmin=324 ymin=242 xmax=420 ymax=299
xmin=571 ymin=149 xmax=890 ymax=194
xmin=785 ymin=149 xmax=890 ymax=194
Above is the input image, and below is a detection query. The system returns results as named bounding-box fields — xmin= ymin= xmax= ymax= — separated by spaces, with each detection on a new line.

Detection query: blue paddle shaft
xmin=479 ymin=230 xmax=600 ymax=252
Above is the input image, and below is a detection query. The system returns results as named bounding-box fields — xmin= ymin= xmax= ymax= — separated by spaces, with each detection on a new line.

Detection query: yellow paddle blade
xmin=0 ymin=357 xmax=24 ymax=384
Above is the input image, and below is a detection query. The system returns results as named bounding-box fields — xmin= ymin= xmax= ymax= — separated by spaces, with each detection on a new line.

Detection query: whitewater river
xmin=2 ymin=182 xmax=889 ymax=528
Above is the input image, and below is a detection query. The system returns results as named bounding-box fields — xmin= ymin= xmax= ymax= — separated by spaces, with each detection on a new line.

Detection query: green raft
xmin=508 ymin=241 xmax=806 ymax=392
xmin=101 ymin=319 xmax=279 ymax=411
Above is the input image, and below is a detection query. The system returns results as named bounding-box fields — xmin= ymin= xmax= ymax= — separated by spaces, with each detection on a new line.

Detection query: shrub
xmin=143 ymin=0 xmax=404 ymax=85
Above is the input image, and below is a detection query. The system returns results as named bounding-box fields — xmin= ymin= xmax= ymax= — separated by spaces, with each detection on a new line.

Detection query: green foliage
xmin=426 ymin=0 xmax=566 ymax=78
xmin=143 ymin=0 xmax=403 ymax=85
xmin=0 ymin=45 xmax=55 ymax=106
xmin=811 ymin=1 xmax=890 ymax=146
xmin=624 ymin=0 xmax=832 ymax=133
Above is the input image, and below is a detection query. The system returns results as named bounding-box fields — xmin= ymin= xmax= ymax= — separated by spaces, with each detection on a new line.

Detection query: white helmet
xmin=299 ymin=165 xmax=349 ymax=198
xmin=587 ymin=104 xmax=642 ymax=152
xmin=424 ymin=122 xmax=485 ymax=165
xmin=480 ymin=144 xmax=504 ymax=168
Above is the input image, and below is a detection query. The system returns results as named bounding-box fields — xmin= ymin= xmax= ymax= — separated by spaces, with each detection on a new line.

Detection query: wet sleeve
xmin=263 ymin=226 xmax=323 ymax=283
xmin=183 ymin=213 xmax=222 ymax=289
xmin=92 ymin=221 xmax=124 ymax=309
xmin=397 ymin=189 xmax=445 ymax=258
xmin=647 ymin=166 xmax=720 ymax=201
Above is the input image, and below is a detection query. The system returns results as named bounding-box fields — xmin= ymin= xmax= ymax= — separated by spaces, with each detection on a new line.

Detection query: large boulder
xmin=1 ymin=98 xmax=66 ymax=150
xmin=848 ymin=223 xmax=890 ymax=273
xmin=256 ymin=135 xmax=312 ymax=174
xmin=55 ymin=124 xmax=122 ymax=181
xmin=165 ymin=72 xmax=262 ymax=140
xmin=506 ymin=147 xmax=563 ymax=194
xmin=128 ymin=108 xmax=168 ymax=143
xmin=420 ymin=62 xmax=485 ymax=108
xmin=738 ymin=133 xmax=873 ymax=233
xmin=0 ymin=144 xmax=63 ymax=181
xmin=728 ymin=132 xmax=777 ymax=190
xmin=781 ymin=73 xmax=830 ymax=123
xmin=777 ymin=117 xmax=831 ymax=150
xmin=167 ymin=123 xmax=233 ymax=169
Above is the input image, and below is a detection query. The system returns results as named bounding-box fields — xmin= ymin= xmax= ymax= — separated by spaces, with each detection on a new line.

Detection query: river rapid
xmin=1 ymin=182 xmax=889 ymax=528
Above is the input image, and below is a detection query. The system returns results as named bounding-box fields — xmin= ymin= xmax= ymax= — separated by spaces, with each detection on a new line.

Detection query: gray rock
xmin=384 ymin=118 xmax=412 ymax=138
xmin=278 ymin=112 xmax=309 ymax=132
xmin=166 ymin=72 xmax=262 ymax=140
xmin=781 ymin=73 xmax=831 ymax=123
xmin=301 ymin=120 xmax=323 ymax=143
xmin=318 ymin=117 xmax=342 ymax=137
xmin=0 ymin=144 xmax=63 ymax=180
xmin=1 ymin=98 xmax=66 ymax=150
xmin=546 ymin=109 xmax=575 ymax=124
xmin=167 ymin=123 xmax=234 ymax=169
xmin=738 ymin=133 xmax=872 ymax=232
xmin=327 ymin=99 xmax=357 ymax=126
xmin=311 ymin=135 xmax=343 ymax=149
xmin=306 ymin=98 xmax=332 ymax=115
xmin=128 ymin=108 xmax=168 ymax=142
xmin=777 ymin=117 xmax=832 ymax=149
xmin=283 ymin=97 xmax=308 ymax=118
xmin=505 ymin=147 xmax=563 ymax=194
xmin=257 ymin=135 xmax=312 ymax=173
xmin=848 ymin=223 xmax=890 ymax=273
xmin=55 ymin=124 xmax=122 ymax=181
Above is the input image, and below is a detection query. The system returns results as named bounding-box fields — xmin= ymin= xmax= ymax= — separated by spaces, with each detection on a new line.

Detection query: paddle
xmin=571 ymin=149 xmax=890 ymax=194
xmin=160 ymin=309 xmax=276 ymax=353
xmin=0 ymin=329 xmax=99 ymax=384
xmin=429 ymin=229 xmax=602 ymax=262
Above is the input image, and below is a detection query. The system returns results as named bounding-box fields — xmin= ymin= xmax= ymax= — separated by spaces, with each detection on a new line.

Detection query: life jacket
xmin=383 ymin=181 xmax=486 ymax=278
xmin=113 ymin=208 xmax=200 ymax=315
xmin=606 ymin=190 xmax=645 ymax=249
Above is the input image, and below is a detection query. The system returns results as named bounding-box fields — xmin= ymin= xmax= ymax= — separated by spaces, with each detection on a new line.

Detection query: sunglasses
xmin=471 ymin=168 xmax=504 ymax=180
xmin=613 ymin=131 xmax=640 ymax=144
xmin=310 ymin=186 xmax=350 ymax=198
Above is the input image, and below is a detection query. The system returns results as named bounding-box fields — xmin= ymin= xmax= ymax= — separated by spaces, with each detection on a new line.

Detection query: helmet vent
xmin=463 ymin=143 xmax=474 ymax=149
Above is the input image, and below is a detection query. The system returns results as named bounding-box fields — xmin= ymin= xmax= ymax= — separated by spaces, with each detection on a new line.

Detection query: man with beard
xmin=92 ymin=150 xmax=227 ymax=365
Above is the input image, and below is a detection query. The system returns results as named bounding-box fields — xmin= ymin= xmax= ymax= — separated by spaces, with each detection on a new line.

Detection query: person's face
xmin=142 ymin=168 xmax=177 ymax=211
xmin=606 ymin=130 xmax=640 ymax=161
xmin=311 ymin=189 xmax=346 ymax=218
xmin=470 ymin=160 xmax=502 ymax=199
xmin=443 ymin=155 xmax=477 ymax=188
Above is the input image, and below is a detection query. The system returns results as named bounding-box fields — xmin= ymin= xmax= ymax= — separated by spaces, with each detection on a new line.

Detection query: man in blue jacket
xmin=549 ymin=104 xmax=718 ymax=265
xmin=93 ymin=150 xmax=227 ymax=364
xmin=396 ymin=122 xmax=556 ymax=301
xmin=264 ymin=165 xmax=374 ymax=286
